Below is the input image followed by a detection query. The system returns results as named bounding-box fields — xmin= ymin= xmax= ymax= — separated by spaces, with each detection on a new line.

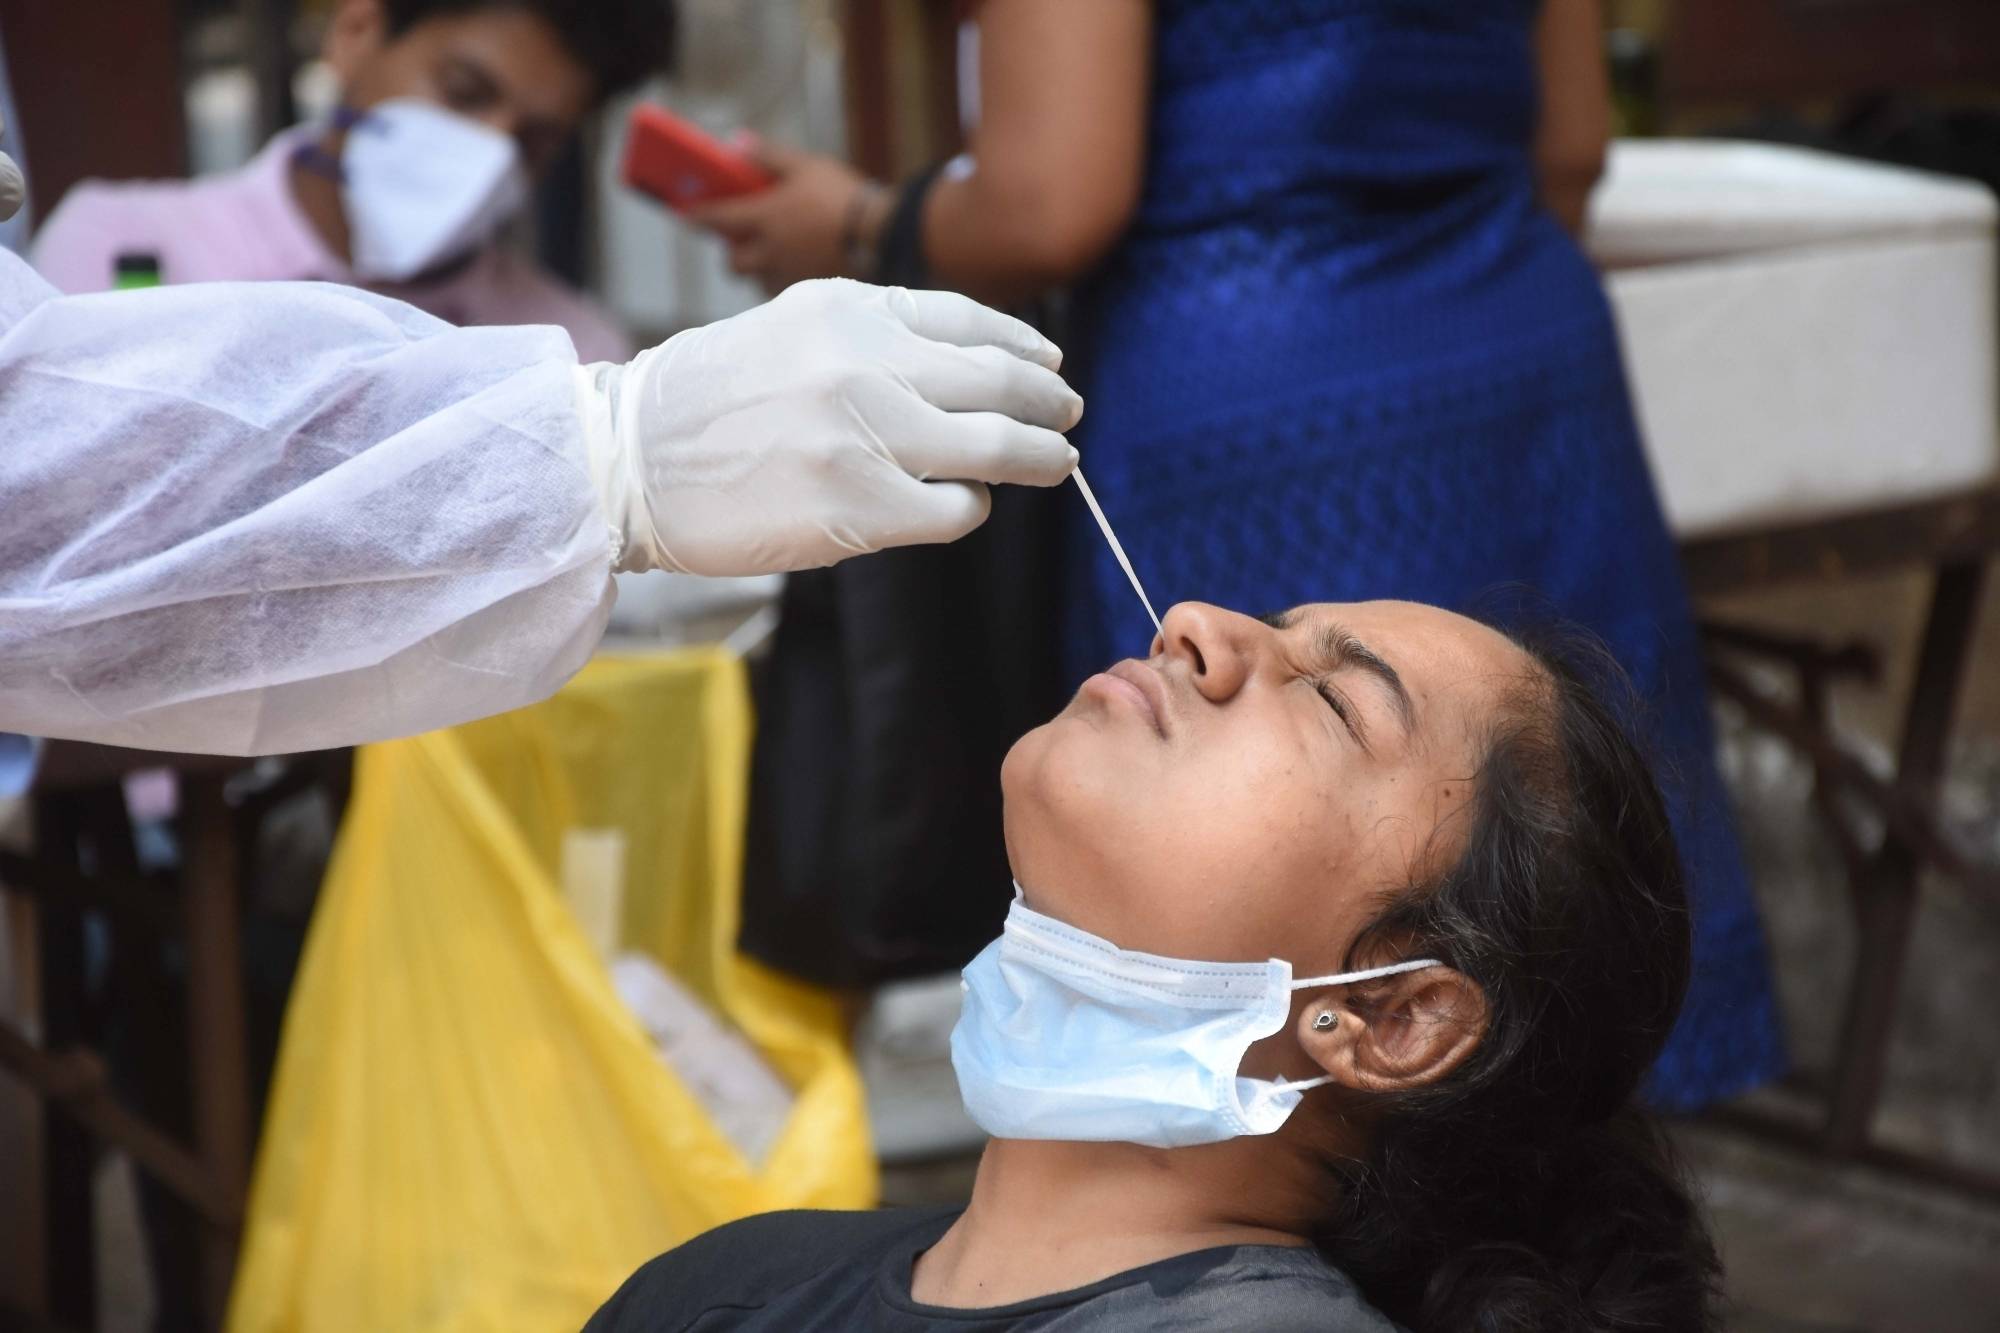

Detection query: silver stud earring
xmin=1313 ymin=1011 xmax=1338 ymax=1031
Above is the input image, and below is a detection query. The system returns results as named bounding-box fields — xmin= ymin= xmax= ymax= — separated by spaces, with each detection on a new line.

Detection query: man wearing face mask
xmin=32 ymin=0 xmax=649 ymax=358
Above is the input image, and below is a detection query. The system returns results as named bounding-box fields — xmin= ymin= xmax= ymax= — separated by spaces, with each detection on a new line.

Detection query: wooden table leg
xmin=181 ymin=777 xmax=251 ymax=1329
xmin=0 ymin=892 xmax=48 ymax=1317
xmin=1824 ymin=560 xmax=1988 ymax=1157
xmin=31 ymin=797 xmax=96 ymax=1332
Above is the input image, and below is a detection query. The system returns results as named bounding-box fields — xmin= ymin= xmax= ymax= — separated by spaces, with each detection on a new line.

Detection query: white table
xmin=1587 ymin=140 xmax=2000 ymax=1201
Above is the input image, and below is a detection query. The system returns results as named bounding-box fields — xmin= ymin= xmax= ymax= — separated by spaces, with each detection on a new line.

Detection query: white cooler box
xmin=1586 ymin=140 xmax=2000 ymax=541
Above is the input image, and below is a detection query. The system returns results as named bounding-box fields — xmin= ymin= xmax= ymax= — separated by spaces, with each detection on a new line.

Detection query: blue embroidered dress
xmin=1064 ymin=0 xmax=1784 ymax=1108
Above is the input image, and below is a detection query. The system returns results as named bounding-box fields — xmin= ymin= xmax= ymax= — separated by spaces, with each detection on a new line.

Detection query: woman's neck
xmin=909 ymin=1136 xmax=1319 ymax=1310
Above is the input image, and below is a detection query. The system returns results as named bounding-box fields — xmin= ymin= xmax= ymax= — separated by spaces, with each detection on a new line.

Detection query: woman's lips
xmin=1084 ymin=658 xmax=1169 ymax=737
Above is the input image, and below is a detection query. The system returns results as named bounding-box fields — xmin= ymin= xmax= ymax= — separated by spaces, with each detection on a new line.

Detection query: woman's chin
xmin=1003 ymin=731 xmax=1147 ymax=863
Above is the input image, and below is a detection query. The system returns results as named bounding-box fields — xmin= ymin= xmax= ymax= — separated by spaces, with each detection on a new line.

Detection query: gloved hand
xmin=575 ymin=278 xmax=1083 ymax=577
xmin=0 ymin=112 xmax=25 ymax=223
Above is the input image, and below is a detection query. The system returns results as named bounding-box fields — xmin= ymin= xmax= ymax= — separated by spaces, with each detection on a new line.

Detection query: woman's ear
xmin=323 ymin=0 xmax=390 ymax=86
xmin=1296 ymin=968 xmax=1488 ymax=1095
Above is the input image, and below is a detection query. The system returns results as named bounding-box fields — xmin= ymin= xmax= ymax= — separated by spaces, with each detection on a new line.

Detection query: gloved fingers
xmin=902 ymin=341 xmax=1084 ymax=432
xmin=879 ymin=478 xmax=994 ymax=548
xmin=885 ymin=398 xmax=1079 ymax=488
xmin=883 ymin=286 xmax=1064 ymax=370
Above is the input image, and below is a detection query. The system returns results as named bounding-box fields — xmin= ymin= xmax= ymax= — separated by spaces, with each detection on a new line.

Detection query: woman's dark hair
xmin=383 ymin=0 xmax=676 ymax=100
xmin=1311 ymin=628 xmax=1721 ymax=1332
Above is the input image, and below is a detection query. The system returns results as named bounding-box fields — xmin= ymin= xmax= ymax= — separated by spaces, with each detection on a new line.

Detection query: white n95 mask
xmin=950 ymin=888 xmax=1440 ymax=1150
xmin=339 ymin=98 xmax=529 ymax=282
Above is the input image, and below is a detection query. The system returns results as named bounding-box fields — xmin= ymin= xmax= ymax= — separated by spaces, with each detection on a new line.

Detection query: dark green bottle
xmin=114 ymin=252 xmax=163 ymax=290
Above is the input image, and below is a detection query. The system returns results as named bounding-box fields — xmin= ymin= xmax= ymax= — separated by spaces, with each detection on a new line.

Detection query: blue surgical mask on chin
xmin=950 ymin=886 xmax=1441 ymax=1150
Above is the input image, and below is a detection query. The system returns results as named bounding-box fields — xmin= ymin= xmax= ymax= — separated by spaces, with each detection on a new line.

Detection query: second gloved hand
xmin=575 ymin=278 xmax=1082 ymax=577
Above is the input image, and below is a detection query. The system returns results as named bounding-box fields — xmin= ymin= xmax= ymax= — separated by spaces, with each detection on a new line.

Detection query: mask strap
xmin=1248 ymin=960 xmax=1444 ymax=1111
xmin=1290 ymin=957 xmax=1442 ymax=990
xmin=292 ymin=141 xmax=345 ymax=184
xmin=294 ymin=106 xmax=372 ymax=185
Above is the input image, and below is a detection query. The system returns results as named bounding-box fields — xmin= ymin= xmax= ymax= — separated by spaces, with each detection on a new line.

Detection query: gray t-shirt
xmin=585 ymin=1205 xmax=1404 ymax=1332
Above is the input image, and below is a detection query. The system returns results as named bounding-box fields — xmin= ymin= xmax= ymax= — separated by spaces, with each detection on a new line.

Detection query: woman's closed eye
xmin=1314 ymin=676 xmax=1368 ymax=750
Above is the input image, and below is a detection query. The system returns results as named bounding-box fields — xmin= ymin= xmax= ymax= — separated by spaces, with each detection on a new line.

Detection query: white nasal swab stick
xmin=1073 ymin=469 xmax=1163 ymax=635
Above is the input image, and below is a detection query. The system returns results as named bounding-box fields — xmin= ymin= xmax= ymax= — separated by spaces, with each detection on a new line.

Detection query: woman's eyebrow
xmin=1315 ymin=623 xmax=1416 ymax=736
xmin=1256 ymin=609 xmax=1416 ymax=736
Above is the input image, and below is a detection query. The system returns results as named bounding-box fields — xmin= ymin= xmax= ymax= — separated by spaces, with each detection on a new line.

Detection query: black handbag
xmin=739 ymin=482 xmax=1069 ymax=988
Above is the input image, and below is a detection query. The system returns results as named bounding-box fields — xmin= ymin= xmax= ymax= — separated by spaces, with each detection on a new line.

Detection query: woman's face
xmin=1001 ymin=601 xmax=1537 ymax=972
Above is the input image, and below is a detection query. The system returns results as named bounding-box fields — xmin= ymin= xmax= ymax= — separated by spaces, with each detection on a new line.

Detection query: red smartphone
xmin=622 ymin=104 xmax=773 ymax=212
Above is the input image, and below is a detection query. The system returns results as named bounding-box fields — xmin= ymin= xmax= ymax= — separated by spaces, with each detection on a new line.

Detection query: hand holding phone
xmin=622 ymin=104 xmax=774 ymax=213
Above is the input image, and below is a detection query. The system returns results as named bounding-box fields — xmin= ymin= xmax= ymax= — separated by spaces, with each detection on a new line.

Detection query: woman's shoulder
xmin=584 ymin=1206 xmax=958 ymax=1332
xmin=696 ymin=1204 xmax=956 ymax=1258
xmin=1123 ymin=1244 xmax=1407 ymax=1333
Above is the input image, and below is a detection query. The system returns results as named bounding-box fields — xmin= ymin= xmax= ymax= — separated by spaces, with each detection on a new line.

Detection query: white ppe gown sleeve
xmin=0 ymin=248 xmax=616 ymax=755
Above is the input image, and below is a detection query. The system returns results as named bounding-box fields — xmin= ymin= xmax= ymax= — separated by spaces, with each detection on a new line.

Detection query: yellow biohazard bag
xmin=228 ymin=650 xmax=877 ymax=1332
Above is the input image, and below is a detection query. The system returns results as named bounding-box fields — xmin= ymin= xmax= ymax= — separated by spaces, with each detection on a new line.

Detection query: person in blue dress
xmin=691 ymin=0 xmax=1784 ymax=1109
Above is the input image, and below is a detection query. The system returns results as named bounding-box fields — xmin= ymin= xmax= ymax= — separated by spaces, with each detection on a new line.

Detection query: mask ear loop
xmin=293 ymin=107 xmax=372 ymax=184
xmin=1271 ymin=957 xmax=1445 ymax=1095
xmin=1291 ymin=958 xmax=1442 ymax=989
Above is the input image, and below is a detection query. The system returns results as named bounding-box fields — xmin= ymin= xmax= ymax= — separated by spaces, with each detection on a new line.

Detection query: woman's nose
xmin=1156 ymin=602 xmax=1261 ymax=703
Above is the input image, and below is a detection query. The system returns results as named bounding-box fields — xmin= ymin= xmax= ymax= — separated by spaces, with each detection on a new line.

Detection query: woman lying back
xmin=590 ymin=600 xmax=1721 ymax=1332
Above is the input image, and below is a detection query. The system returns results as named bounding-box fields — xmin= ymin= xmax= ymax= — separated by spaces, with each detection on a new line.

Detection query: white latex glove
xmin=0 ymin=111 xmax=25 ymax=223
xmin=574 ymin=278 xmax=1082 ymax=576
